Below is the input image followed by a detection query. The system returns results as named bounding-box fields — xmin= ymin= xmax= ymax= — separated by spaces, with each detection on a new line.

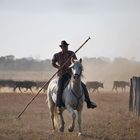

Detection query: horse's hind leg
xmin=51 ymin=106 xmax=55 ymax=130
xmin=48 ymin=101 xmax=55 ymax=130
xmin=46 ymin=93 xmax=55 ymax=130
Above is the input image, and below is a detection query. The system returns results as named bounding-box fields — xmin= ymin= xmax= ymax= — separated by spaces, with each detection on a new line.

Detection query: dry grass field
xmin=0 ymin=91 xmax=140 ymax=140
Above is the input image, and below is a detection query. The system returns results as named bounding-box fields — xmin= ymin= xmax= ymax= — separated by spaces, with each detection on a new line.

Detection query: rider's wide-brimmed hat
xmin=59 ymin=40 xmax=69 ymax=47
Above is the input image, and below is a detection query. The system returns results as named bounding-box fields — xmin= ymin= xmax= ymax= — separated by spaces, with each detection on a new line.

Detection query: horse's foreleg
xmin=67 ymin=107 xmax=76 ymax=132
xmin=77 ymin=110 xmax=82 ymax=136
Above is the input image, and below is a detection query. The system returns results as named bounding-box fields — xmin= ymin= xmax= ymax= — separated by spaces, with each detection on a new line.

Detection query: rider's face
xmin=61 ymin=46 xmax=68 ymax=53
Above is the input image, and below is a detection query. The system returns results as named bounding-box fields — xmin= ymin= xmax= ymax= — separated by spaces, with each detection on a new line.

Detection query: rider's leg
xmin=56 ymin=76 xmax=64 ymax=107
xmin=56 ymin=73 xmax=71 ymax=114
xmin=81 ymin=82 xmax=97 ymax=109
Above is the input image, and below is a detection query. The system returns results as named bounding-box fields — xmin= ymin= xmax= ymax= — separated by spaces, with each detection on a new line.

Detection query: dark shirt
xmin=52 ymin=50 xmax=77 ymax=76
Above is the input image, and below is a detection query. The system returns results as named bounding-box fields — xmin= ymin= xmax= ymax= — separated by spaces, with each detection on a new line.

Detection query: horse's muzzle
xmin=73 ymin=74 xmax=80 ymax=80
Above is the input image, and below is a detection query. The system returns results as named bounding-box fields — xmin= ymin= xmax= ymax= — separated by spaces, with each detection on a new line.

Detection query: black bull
xmin=13 ymin=81 xmax=37 ymax=93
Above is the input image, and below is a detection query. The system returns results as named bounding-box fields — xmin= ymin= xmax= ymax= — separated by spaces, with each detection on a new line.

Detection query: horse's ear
xmin=69 ymin=63 xmax=74 ymax=69
xmin=69 ymin=57 xmax=74 ymax=68
xmin=71 ymin=57 xmax=75 ymax=64
xmin=79 ymin=58 xmax=82 ymax=63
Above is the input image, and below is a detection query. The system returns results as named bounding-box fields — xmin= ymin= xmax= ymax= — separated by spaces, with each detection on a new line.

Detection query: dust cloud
xmin=0 ymin=55 xmax=140 ymax=91
xmin=82 ymin=57 xmax=140 ymax=90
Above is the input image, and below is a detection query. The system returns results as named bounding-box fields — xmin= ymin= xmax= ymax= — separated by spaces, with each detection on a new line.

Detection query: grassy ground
xmin=0 ymin=91 xmax=140 ymax=140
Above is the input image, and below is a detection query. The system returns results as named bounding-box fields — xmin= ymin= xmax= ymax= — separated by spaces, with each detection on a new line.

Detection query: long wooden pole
xmin=17 ymin=37 xmax=91 ymax=119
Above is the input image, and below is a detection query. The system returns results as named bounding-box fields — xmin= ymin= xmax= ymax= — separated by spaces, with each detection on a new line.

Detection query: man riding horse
xmin=52 ymin=40 xmax=97 ymax=114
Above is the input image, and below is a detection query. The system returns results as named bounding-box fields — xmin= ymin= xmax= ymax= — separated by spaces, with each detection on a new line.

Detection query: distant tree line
xmin=0 ymin=55 xmax=140 ymax=71
xmin=0 ymin=55 xmax=52 ymax=71
xmin=0 ymin=55 xmax=140 ymax=83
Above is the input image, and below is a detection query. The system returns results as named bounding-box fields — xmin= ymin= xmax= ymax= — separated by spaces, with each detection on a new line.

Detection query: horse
xmin=46 ymin=58 xmax=85 ymax=136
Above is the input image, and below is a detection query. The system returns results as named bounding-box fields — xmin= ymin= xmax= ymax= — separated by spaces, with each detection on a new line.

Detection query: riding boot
xmin=81 ymin=82 xmax=97 ymax=109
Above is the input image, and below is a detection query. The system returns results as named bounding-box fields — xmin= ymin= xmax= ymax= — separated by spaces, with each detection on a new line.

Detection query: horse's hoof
xmin=68 ymin=126 xmax=74 ymax=132
xmin=59 ymin=127 xmax=64 ymax=132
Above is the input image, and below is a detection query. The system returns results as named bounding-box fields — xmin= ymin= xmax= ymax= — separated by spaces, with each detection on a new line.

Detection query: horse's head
xmin=69 ymin=58 xmax=83 ymax=80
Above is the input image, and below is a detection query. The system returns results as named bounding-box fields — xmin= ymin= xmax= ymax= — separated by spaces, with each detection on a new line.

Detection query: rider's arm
xmin=52 ymin=62 xmax=60 ymax=69
xmin=52 ymin=54 xmax=60 ymax=69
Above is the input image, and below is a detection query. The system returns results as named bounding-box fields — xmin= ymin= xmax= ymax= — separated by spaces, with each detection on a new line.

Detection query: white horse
xmin=46 ymin=58 xmax=85 ymax=136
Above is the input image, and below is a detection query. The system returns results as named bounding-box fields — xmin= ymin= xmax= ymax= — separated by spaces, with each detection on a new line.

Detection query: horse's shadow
xmin=48 ymin=130 xmax=95 ymax=139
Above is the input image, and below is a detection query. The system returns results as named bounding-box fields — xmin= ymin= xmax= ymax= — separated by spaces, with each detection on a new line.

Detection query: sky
xmin=0 ymin=0 xmax=140 ymax=60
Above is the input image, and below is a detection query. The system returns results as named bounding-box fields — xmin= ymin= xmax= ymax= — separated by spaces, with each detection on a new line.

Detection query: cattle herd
xmin=0 ymin=79 xmax=48 ymax=93
xmin=0 ymin=79 xmax=130 ymax=93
